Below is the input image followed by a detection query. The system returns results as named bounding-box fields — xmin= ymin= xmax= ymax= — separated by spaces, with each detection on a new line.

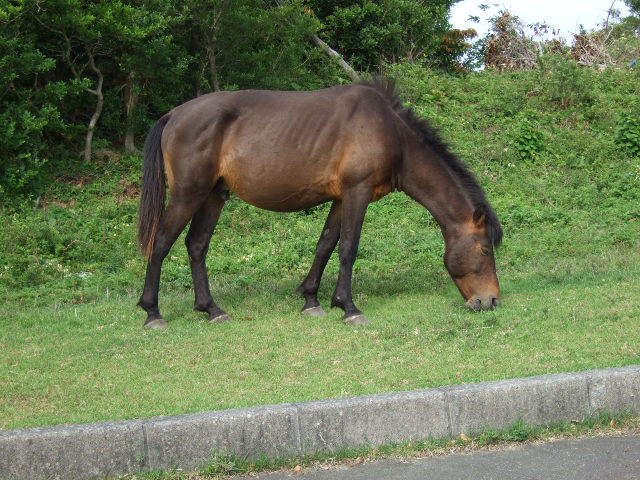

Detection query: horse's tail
xmin=138 ymin=115 xmax=169 ymax=259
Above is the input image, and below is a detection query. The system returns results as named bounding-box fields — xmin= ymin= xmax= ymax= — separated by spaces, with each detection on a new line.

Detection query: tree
xmin=308 ymin=0 xmax=462 ymax=71
xmin=27 ymin=0 xmax=107 ymax=161
xmin=624 ymin=0 xmax=640 ymax=15
xmin=182 ymin=0 xmax=332 ymax=91
xmin=0 ymin=0 xmax=78 ymax=196
xmin=107 ymin=1 xmax=181 ymax=152
xmin=183 ymin=0 xmax=231 ymax=93
xmin=28 ymin=0 xmax=178 ymax=159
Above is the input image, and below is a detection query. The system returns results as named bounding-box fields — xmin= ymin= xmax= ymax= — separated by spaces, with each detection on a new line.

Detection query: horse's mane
xmin=362 ymin=78 xmax=503 ymax=248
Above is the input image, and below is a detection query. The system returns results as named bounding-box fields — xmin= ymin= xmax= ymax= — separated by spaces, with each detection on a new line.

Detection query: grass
xmin=114 ymin=413 xmax=640 ymax=479
xmin=1 ymin=232 xmax=639 ymax=429
xmin=1 ymin=65 xmax=640 ymax=430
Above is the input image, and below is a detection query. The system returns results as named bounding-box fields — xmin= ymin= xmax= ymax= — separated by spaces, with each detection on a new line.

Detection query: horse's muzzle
xmin=467 ymin=296 xmax=500 ymax=311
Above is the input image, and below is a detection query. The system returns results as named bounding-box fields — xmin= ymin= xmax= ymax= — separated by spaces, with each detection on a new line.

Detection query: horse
xmin=137 ymin=79 xmax=503 ymax=329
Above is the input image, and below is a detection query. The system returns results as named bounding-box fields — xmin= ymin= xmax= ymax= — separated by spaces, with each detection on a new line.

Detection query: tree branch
xmin=83 ymin=47 xmax=104 ymax=162
xmin=310 ymin=34 xmax=360 ymax=81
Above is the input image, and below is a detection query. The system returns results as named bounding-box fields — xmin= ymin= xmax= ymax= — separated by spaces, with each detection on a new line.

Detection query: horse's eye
xmin=480 ymin=247 xmax=490 ymax=256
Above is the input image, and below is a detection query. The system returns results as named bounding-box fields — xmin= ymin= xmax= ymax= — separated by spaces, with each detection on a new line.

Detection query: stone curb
xmin=1 ymin=365 xmax=638 ymax=480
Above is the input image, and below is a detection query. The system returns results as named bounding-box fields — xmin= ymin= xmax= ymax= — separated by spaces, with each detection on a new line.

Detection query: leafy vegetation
xmin=312 ymin=0 xmax=465 ymax=70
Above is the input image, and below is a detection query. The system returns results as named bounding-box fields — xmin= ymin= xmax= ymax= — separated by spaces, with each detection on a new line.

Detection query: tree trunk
xmin=124 ymin=71 xmax=139 ymax=153
xmin=83 ymin=50 xmax=104 ymax=162
xmin=310 ymin=34 xmax=360 ymax=82
xmin=207 ymin=46 xmax=221 ymax=92
xmin=206 ymin=4 xmax=225 ymax=93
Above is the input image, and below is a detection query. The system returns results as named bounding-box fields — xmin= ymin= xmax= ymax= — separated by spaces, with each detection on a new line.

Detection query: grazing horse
xmin=138 ymin=80 xmax=502 ymax=329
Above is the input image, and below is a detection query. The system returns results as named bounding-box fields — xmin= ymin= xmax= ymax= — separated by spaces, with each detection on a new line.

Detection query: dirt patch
xmin=116 ymin=178 xmax=140 ymax=203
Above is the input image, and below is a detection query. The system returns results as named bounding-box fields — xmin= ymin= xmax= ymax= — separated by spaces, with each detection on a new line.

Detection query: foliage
xmin=571 ymin=29 xmax=613 ymax=67
xmin=0 ymin=1 xmax=81 ymax=196
xmin=483 ymin=11 xmax=542 ymax=72
xmin=186 ymin=0 xmax=330 ymax=92
xmin=615 ymin=111 xmax=640 ymax=157
xmin=479 ymin=8 xmax=639 ymax=72
xmin=310 ymin=0 xmax=460 ymax=71
xmin=510 ymin=110 xmax=545 ymax=162
xmin=536 ymin=54 xmax=596 ymax=109
xmin=624 ymin=0 xmax=640 ymax=15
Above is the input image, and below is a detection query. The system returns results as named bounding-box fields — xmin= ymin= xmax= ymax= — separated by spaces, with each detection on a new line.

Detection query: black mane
xmin=363 ymin=78 xmax=503 ymax=248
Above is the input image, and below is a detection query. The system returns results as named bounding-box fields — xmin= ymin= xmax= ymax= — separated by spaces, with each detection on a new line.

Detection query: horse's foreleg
xmin=298 ymin=201 xmax=342 ymax=316
xmin=138 ymin=199 xmax=203 ymax=329
xmin=331 ymin=188 xmax=371 ymax=325
xmin=185 ymin=192 xmax=231 ymax=323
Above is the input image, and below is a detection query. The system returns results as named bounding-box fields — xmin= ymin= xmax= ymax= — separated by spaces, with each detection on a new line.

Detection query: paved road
xmin=250 ymin=435 xmax=640 ymax=480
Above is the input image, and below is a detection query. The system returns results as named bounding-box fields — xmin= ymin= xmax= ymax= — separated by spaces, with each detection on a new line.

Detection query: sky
xmin=449 ymin=0 xmax=632 ymax=41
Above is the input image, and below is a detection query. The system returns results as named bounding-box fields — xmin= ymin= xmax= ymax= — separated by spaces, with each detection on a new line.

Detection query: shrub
xmin=511 ymin=110 xmax=546 ymax=162
xmin=537 ymin=54 xmax=596 ymax=110
xmin=614 ymin=111 xmax=640 ymax=157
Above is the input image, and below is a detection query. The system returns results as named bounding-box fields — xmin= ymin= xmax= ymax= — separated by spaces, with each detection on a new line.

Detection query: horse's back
xmin=162 ymin=85 xmax=401 ymax=211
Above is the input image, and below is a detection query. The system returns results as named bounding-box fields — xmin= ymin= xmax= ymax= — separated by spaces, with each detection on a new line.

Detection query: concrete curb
xmin=1 ymin=365 xmax=639 ymax=480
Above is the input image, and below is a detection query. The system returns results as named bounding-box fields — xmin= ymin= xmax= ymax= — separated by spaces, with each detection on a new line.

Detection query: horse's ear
xmin=473 ymin=205 xmax=486 ymax=226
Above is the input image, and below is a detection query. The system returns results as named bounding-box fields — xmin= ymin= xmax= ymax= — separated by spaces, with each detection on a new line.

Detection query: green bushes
xmin=537 ymin=55 xmax=596 ymax=110
xmin=510 ymin=110 xmax=545 ymax=162
xmin=615 ymin=111 xmax=640 ymax=157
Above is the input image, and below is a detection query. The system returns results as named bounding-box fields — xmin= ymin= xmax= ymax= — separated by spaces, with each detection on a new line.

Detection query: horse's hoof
xmin=144 ymin=318 xmax=169 ymax=330
xmin=343 ymin=314 xmax=370 ymax=325
xmin=209 ymin=313 xmax=232 ymax=323
xmin=302 ymin=306 xmax=326 ymax=317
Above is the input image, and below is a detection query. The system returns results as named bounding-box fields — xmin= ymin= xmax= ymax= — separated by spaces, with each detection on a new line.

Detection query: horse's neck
xmin=398 ymin=138 xmax=474 ymax=232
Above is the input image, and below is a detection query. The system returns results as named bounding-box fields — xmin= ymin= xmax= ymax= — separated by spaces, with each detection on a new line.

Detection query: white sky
xmin=450 ymin=0 xmax=632 ymax=41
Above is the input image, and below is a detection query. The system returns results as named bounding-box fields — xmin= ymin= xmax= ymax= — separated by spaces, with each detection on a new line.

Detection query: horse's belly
xmin=224 ymin=166 xmax=337 ymax=212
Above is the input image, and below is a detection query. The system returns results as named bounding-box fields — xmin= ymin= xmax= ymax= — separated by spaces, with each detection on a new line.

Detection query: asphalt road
xmin=251 ymin=435 xmax=640 ymax=480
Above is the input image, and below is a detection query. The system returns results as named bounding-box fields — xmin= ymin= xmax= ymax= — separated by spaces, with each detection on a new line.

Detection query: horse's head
xmin=444 ymin=206 xmax=501 ymax=311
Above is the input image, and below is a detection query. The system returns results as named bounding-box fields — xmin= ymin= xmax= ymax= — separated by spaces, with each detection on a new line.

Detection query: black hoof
xmin=209 ymin=313 xmax=232 ymax=323
xmin=144 ymin=318 xmax=169 ymax=330
xmin=343 ymin=314 xmax=370 ymax=325
xmin=302 ymin=305 xmax=326 ymax=317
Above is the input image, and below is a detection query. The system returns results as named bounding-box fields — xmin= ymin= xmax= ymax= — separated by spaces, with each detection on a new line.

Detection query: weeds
xmin=511 ymin=110 xmax=545 ymax=162
xmin=615 ymin=111 xmax=640 ymax=157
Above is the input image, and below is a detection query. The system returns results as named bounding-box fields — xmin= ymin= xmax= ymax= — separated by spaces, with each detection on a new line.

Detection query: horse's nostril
xmin=491 ymin=297 xmax=500 ymax=308
xmin=474 ymin=298 xmax=482 ymax=310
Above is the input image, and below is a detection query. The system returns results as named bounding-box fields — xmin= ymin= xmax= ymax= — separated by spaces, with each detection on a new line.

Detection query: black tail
xmin=138 ymin=116 xmax=169 ymax=259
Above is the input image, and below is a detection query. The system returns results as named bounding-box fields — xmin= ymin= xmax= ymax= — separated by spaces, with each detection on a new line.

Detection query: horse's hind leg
xmin=185 ymin=192 xmax=231 ymax=323
xmin=298 ymin=201 xmax=342 ymax=316
xmin=138 ymin=195 xmax=208 ymax=329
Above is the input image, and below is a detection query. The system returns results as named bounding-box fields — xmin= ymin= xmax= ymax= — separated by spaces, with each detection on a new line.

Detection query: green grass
xmin=1 ymin=236 xmax=639 ymax=429
xmin=1 ymin=65 xmax=640 ymax=430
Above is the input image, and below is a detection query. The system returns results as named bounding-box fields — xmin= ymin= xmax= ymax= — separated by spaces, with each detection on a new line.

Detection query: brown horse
xmin=138 ymin=80 xmax=502 ymax=329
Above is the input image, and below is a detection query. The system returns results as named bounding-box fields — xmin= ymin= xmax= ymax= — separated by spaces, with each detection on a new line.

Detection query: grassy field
xmin=2 ymin=252 xmax=639 ymax=430
xmin=1 ymin=64 xmax=639 ymax=430
xmin=1 ymin=191 xmax=639 ymax=430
